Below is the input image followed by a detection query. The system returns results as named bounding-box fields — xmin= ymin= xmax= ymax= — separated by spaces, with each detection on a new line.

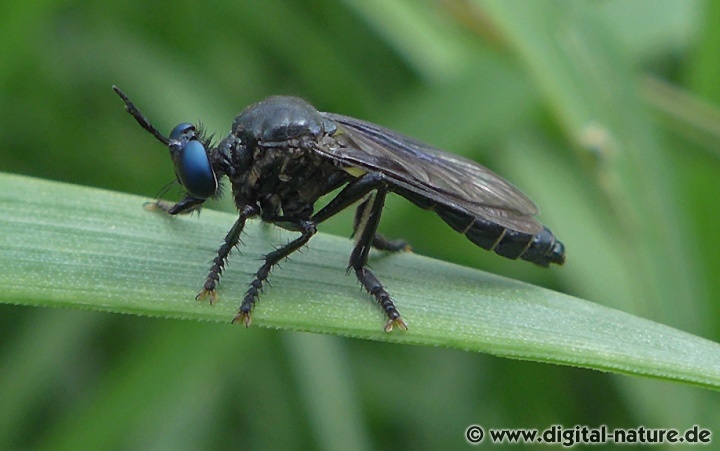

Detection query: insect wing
xmin=318 ymin=112 xmax=543 ymax=234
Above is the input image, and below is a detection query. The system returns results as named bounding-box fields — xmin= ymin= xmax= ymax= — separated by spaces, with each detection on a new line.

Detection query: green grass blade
xmin=2 ymin=172 xmax=720 ymax=390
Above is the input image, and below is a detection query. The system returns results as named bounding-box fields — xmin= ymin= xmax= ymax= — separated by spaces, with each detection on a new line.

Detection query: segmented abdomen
xmin=434 ymin=204 xmax=564 ymax=267
xmin=395 ymin=186 xmax=565 ymax=267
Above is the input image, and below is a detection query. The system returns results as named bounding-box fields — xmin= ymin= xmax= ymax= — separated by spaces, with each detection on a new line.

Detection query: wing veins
xmin=317 ymin=113 xmax=543 ymax=234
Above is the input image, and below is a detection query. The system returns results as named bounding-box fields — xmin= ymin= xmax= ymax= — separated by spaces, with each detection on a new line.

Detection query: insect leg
xmin=145 ymin=195 xmax=206 ymax=215
xmin=353 ymin=198 xmax=410 ymax=252
xmin=350 ymin=189 xmax=407 ymax=332
xmin=196 ymin=204 xmax=258 ymax=304
xmin=310 ymin=173 xmax=406 ymax=331
xmin=311 ymin=172 xmax=384 ymax=223
xmin=234 ymin=220 xmax=317 ymax=327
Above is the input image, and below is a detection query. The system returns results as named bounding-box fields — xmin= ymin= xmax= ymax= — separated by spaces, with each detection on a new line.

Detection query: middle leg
xmin=233 ymin=219 xmax=317 ymax=326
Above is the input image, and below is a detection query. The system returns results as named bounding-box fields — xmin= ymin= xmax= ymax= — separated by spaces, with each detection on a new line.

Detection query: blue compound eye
xmin=170 ymin=123 xmax=196 ymax=141
xmin=172 ymin=139 xmax=217 ymax=199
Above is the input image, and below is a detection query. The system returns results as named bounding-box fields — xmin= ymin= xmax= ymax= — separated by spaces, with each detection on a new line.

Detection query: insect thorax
xmin=231 ymin=96 xmax=336 ymax=143
xmin=221 ymin=135 xmax=340 ymax=221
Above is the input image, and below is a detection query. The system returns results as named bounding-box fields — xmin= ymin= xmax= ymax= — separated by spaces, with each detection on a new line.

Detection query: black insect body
xmin=113 ymin=86 xmax=565 ymax=331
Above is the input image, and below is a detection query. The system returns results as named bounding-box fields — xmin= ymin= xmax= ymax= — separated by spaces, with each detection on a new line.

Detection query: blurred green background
xmin=2 ymin=0 xmax=720 ymax=448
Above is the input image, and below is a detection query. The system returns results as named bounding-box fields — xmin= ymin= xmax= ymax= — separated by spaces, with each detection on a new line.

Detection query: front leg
xmin=234 ymin=219 xmax=317 ymax=326
xmin=145 ymin=194 xmax=206 ymax=215
xmin=196 ymin=204 xmax=258 ymax=303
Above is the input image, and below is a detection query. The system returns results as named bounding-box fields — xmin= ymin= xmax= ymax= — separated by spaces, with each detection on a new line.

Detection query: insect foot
xmin=196 ymin=288 xmax=218 ymax=305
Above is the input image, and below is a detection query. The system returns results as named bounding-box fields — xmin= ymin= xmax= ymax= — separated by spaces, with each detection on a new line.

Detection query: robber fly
xmin=113 ymin=86 xmax=565 ymax=332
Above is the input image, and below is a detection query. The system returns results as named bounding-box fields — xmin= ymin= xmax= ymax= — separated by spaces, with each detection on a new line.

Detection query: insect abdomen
xmin=434 ymin=204 xmax=565 ymax=267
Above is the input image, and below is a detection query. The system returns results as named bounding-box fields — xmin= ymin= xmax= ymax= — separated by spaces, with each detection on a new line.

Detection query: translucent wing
xmin=317 ymin=112 xmax=542 ymax=234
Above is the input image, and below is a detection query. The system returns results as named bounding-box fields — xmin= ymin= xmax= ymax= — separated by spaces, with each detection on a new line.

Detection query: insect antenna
xmin=112 ymin=86 xmax=170 ymax=146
